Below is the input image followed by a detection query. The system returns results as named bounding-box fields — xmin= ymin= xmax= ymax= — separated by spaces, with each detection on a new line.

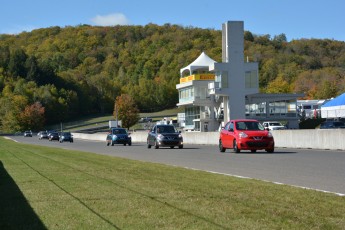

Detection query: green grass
xmin=1 ymin=137 xmax=344 ymax=229
xmin=56 ymin=107 xmax=184 ymax=132
xmin=139 ymin=107 xmax=184 ymax=118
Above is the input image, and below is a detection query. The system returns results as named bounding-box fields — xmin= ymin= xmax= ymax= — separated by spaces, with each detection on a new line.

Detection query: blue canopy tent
xmin=321 ymin=93 xmax=345 ymax=118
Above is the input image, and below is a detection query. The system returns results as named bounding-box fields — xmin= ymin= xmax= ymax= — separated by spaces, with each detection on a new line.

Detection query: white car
xmin=262 ymin=121 xmax=285 ymax=130
xmin=37 ymin=131 xmax=48 ymax=139
xmin=23 ymin=131 xmax=32 ymax=137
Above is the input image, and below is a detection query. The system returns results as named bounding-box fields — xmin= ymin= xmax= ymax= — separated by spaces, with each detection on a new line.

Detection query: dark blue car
xmin=320 ymin=121 xmax=345 ymax=129
xmin=106 ymin=128 xmax=131 ymax=146
xmin=59 ymin=132 xmax=73 ymax=143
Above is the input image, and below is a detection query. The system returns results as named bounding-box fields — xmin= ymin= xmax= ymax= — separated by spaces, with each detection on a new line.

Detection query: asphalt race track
xmin=7 ymin=135 xmax=345 ymax=196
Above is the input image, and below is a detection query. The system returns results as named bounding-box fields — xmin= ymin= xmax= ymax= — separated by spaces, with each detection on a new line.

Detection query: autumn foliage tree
xmin=18 ymin=102 xmax=45 ymax=131
xmin=114 ymin=94 xmax=139 ymax=130
xmin=266 ymin=75 xmax=291 ymax=93
xmin=0 ymin=94 xmax=28 ymax=132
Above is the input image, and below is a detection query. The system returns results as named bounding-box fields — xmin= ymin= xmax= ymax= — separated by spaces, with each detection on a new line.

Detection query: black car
xmin=106 ymin=128 xmax=131 ymax=146
xmin=147 ymin=125 xmax=183 ymax=149
xmin=48 ymin=132 xmax=60 ymax=141
xmin=47 ymin=130 xmax=57 ymax=139
xmin=320 ymin=121 xmax=345 ymax=129
xmin=59 ymin=132 xmax=73 ymax=143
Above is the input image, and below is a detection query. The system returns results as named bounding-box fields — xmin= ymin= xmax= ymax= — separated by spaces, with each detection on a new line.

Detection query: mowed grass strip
xmin=0 ymin=137 xmax=344 ymax=229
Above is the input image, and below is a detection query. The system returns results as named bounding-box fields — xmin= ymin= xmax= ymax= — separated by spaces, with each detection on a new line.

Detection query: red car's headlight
xmin=239 ymin=132 xmax=248 ymax=138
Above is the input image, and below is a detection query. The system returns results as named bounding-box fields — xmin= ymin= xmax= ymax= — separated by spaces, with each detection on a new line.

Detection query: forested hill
xmin=0 ymin=24 xmax=345 ymax=130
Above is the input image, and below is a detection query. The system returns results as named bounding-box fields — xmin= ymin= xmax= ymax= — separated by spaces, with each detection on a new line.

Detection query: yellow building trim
xmin=180 ymin=74 xmax=215 ymax=83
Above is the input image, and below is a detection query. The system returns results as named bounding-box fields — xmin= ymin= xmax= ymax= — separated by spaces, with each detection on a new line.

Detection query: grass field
xmin=53 ymin=107 xmax=184 ymax=132
xmin=1 ymin=137 xmax=344 ymax=229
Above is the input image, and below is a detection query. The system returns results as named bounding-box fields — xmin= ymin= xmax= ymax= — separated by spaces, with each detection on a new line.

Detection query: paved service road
xmin=8 ymin=136 xmax=345 ymax=196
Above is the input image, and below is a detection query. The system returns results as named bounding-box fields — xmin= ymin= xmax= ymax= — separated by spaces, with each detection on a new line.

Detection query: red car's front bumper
xmin=238 ymin=138 xmax=274 ymax=150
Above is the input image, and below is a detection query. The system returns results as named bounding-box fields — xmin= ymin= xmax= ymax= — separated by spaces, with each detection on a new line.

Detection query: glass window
xmin=112 ymin=129 xmax=126 ymax=134
xmin=224 ymin=122 xmax=230 ymax=130
xmin=236 ymin=121 xmax=263 ymax=131
xmin=245 ymin=102 xmax=266 ymax=115
xmin=288 ymin=101 xmax=296 ymax=112
xmin=215 ymin=71 xmax=222 ymax=84
xmin=194 ymin=121 xmax=200 ymax=131
xmin=236 ymin=122 xmax=247 ymax=130
xmin=229 ymin=122 xmax=234 ymax=131
xmin=185 ymin=106 xmax=200 ymax=126
xmin=268 ymin=100 xmax=289 ymax=115
xmin=179 ymin=87 xmax=194 ymax=102
xmin=245 ymin=70 xmax=258 ymax=88
xmin=216 ymin=71 xmax=228 ymax=88
xmin=221 ymin=71 xmax=228 ymax=88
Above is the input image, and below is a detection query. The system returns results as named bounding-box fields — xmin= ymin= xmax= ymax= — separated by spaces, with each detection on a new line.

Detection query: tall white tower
xmin=212 ymin=21 xmax=245 ymax=122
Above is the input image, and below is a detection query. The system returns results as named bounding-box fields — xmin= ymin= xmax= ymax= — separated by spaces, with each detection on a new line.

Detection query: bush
xmin=299 ymin=118 xmax=325 ymax=129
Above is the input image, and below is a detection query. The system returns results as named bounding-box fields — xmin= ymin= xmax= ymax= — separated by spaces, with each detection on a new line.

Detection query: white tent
xmin=321 ymin=93 xmax=345 ymax=118
xmin=180 ymin=52 xmax=216 ymax=77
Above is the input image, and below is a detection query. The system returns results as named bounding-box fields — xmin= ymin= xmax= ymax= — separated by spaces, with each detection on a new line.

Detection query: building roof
xmin=321 ymin=93 xmax=345 ymax=118
xmin=321 ymin=93 xmax=345 ymax=107
xmin=180 ymin=52 xmax=216 ymax=77
xmin=245 ymin=93 xmax=305 ymax=103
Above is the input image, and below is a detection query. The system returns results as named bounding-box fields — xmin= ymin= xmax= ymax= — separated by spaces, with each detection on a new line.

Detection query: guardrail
xmin=72 ymin=129 xmax=345 ymax=151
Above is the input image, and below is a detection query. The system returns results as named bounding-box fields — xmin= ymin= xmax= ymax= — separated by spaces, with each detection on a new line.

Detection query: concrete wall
xmin=72 ymin=129 xmax=345 ymax=150
xmin=272 ymin=129 xmax=345 ymax=150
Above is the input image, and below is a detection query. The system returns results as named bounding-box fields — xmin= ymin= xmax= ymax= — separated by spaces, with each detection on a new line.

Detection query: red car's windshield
xmin=236 ymin=121 xmax=264 ymax=131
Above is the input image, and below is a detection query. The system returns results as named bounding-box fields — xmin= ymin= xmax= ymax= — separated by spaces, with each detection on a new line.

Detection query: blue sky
xmin=1 ymin=0 xmax=344 ymax=41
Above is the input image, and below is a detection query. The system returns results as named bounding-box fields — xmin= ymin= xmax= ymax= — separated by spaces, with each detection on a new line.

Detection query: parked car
xmin=59 ymin=132 xmax=73 ymax=143
xmin=219 ymin=119 xmax=274 ymax=153
xmin=139 ymin=117 xmax=153 ymax=123
xmin=37 ymin=131 xmax=48 ymax=139
xmin=147 ymin=124 xmax=183 ymax=149
xmin=320 ymin=121 xmax=345 ymax=129
xmin=106 ymin=128 xmax=131 ymax=146
xmin=262 ymin=121 xmax=285 ymax=130
xmin=48 ymin=132 xmax=60 ymax=141
xmin=23 ymin=131 xmax=32 ymax=137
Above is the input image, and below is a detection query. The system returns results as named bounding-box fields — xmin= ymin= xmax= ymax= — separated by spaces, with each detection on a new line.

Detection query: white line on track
xmin=180 ymin=166 xmax=345 ymax=197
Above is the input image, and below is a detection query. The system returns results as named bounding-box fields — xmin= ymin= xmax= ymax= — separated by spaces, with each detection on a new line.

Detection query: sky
xmin=1 ymin=0 xmax=344 ymax=42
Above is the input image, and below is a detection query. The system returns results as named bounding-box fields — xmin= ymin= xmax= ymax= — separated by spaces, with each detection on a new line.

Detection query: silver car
xmin=147 ymin=125 xmax=183 ymax=149
xmin=38 ymin=131 xmax=48 ymax=139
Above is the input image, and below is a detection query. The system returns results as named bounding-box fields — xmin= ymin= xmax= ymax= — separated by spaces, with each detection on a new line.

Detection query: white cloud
xmin=91 ymin=13 xmax=130 ymax=26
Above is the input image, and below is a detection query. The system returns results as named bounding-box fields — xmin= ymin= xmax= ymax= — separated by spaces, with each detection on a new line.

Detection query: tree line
xmin=0 ymin=24 xmax=344 ymax=132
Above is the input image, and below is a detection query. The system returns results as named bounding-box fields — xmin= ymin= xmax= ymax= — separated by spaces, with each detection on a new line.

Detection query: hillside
xmin=0 ymin=24 xmax=345 ymax=132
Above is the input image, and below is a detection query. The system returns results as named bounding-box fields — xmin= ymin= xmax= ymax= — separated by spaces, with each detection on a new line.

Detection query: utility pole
xmin=115 ymin=103 xmax=118 ymax=127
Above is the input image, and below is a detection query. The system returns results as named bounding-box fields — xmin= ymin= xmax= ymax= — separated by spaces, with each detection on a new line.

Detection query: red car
xmin=219 ymin=119 xmax=274 ymax=153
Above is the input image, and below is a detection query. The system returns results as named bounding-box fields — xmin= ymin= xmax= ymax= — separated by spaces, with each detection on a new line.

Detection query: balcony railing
xmin=245 ymin=112 xmax=297 ymax=118
xmin=200 ymin=112 xmax=210 ymax=119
